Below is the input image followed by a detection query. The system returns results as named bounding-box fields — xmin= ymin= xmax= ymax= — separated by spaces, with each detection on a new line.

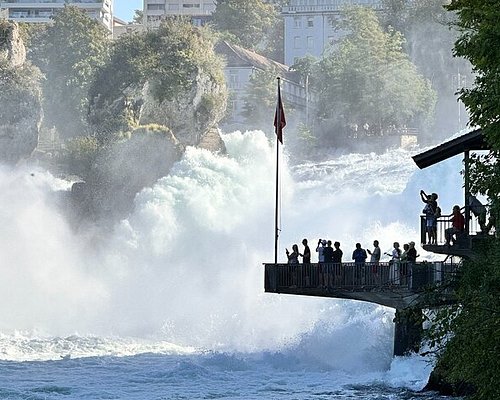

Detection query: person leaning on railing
xmin=445 ymin=205 xmax=465 ymax=246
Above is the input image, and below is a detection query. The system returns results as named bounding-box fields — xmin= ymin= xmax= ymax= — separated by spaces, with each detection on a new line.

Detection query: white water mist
xmin=0 ymin=130 xmax=464 ymax=372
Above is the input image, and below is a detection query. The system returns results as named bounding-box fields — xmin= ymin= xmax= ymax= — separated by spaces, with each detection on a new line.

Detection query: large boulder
xmin=0 ymin=21 xmax=42 ymax=164
xmin=69 ymin=125 xmax=184 ymax=222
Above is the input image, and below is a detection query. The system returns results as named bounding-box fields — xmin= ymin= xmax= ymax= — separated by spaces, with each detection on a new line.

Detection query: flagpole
xmin=274 ymin=77 xmax=281 ymax=265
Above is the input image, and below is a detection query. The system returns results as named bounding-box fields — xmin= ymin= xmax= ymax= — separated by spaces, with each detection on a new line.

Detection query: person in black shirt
xmin=300 ymin=238 xmax=311 ymax=264
xmin=323 ymin=240 xmax=334 ymax=262
xmin=332 ymin=241 xmax=343 ymax=263
xmin=407 ymin=241 xmax=418 ymax=263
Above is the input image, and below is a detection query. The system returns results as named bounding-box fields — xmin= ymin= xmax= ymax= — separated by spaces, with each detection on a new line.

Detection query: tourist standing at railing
xmin=352 ymin=243 xmax=367 ymax=285
xmin=316 ymin=239 xmax=326 ymax=288
xmin=445 ymin=205 xmax=465 ymax=246
xmin=352 ymin=243 xmax=367 ymax=264
xmin=300 ymin=238 xmax=311 ymax=264
xmin=407 ymin=241 xmax=418 ymax=263
xmin=386 ymin=242 xmax=401 ymax=285
xmin=332 ymin=241 xmax=343 ymax=286
xmin=316 ymin=239 xmax=326 ymax=263
xmin=367 ymin=240 xmax=381 ymax=265
xmin=367 ymin=240 xmax=381 ymax=284
xmin=401 ymin=243 xmax=409 ymax=261
xmin=322 ymin=240 xmax=334 ymax=287
xmin=300 ymin=238 xmax=311 ymax=287
xmin=420 ymin=190 xmax=439 ymax=244
xmin=286 ymin=244 xmax=299 ymax=288
xmin=406 ymin=241 xmax=418 ymax=287
xmin=286 ymin=244 xmax=299 ymax=264
xmin=400 ymin=243 xmax=410 ymax=284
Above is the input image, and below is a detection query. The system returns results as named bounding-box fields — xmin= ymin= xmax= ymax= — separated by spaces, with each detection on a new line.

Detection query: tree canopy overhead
xmin=312 ymin=6 xmax=435 ymax=142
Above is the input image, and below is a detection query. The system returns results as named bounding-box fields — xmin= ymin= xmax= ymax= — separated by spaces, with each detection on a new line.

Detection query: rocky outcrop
xmin=139 ymin=73 xmax=227 ymax=150
xmin=69 ymin=125 xmax=184 ymax=223
xmin=424 ymin=365 xmax=476 ymax=397
xmin=0 ymin=20 xmax=26 ymax=67
xmin=0 ymin=21 xmax=42 ymax=164
xmin=198 ymin=127 xmax=227 ymax=153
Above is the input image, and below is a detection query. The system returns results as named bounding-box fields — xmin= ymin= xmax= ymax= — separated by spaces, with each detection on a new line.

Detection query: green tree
xmin=426 ymin=240 xmax=500 ymax=399
xmin=132 ymin=9 xmax=143 ymax=24
xmin=88 ymin=18 xmax=226 ymax=140
xmin=30 ymin=6 xmax=110 ymax=138
xmin=381 ymin=0 xmax=472 ymax=139
xmin=242 ymin=68 xmax=278 ymax=132
xmin=211 ymin=0 xmax=277 ymax=52
xmin=422 ymin=2 xmax=500 ymax=398
xmin=313 ymin=6 xmax=436 ymax=144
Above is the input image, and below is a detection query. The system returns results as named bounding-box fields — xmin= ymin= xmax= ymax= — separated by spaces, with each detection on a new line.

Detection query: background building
xmin=0 ymin=0 xmax=113 ymax=31
xmin=216 ymin=41 xmax=306 ymax=129
xmin=143 ymin=0 xmax=215 ymax=27
xmin=282 ymin=0 xmax=382 ymax=65
xmin=112 ymin=15 xmax=143 ymax=39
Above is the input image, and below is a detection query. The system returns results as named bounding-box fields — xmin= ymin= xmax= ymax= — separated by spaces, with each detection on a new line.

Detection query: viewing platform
xmin=262 ymin=129 xmax=493 ymax=355
xmin=419 ymin=209 xmax=493 ymax=258
xmin=264 ymin=261 xmax=458 ymax=310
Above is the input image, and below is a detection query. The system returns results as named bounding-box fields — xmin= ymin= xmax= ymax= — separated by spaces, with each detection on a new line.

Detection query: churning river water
xmin=0 ymin=130 xmax=464 ymax=399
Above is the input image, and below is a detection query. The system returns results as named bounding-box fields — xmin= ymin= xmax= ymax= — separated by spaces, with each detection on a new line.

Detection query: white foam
xmin=0 ymin=130 xmax=463 ymax=373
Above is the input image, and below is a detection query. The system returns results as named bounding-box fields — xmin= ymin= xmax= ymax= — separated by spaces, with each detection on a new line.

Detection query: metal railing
xmin=420 ymin=205 xmax=491 ymax=246
xmin=265 ymin=261 xmax=458 ymax=293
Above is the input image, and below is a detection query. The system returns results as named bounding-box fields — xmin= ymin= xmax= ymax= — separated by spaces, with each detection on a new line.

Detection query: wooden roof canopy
xmin=412 ymin=129 xmax=489 ymax=169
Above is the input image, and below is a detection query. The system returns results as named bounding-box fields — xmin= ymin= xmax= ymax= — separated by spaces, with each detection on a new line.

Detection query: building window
xmin=229 ymin=72 xmax=239 ymax=89
xmin=307 ymin=17 xmax=314 ymax=28
xmin=294 ymin=36 xmax=301 ymax=49
xmin=183 ymin=3 xmax=201 ymax=8
xmin=168 ymin=4 xmax=179 ymax=11
xmin=293 ymin=16 xmax=301 ymax=28
xmin=307 ymin=36 xmax=313 ymax=49
xmin=147 ymin=3 xmax=165 ymax=10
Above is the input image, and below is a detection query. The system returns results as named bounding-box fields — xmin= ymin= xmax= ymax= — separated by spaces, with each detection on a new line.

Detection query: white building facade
xmin=0 ymin=0 xmax=113 ymax=31
xmin=282 ymin=0 xmax=382 ymax=66
xmin=144 ymin=0 xmax=215 ymax=27
xmin=216 ymin=41 xmax=306 ymax=129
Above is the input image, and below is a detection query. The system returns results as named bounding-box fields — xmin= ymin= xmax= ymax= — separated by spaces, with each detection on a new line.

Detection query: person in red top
xmin=445 ymin=205 xmax=465 ymax=245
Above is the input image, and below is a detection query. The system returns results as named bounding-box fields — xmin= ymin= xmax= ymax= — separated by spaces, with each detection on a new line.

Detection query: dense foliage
xmin=29 ymin=6 xmax=110 ymax=138
xmin=88 ymin=18 xmax=226 ymax=140
xmin=311 ymin=7 xmax=436 ymax=144
xmin=212 ymin=0 xmax=276 ymax=53
xmin=426 ymin=240 xmax=500 ymax=399
xmin=0 ymin=60 xmax=41 ymax=118
xmin=424 ymin=1 xmax=500 ymax=399
xmin=381 ymin=0 xmax=472 ymax=136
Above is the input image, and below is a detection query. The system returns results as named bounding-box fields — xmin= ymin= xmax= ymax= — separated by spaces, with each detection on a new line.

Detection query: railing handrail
xmin=265 ymin=261 xmax=459 ymax=294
